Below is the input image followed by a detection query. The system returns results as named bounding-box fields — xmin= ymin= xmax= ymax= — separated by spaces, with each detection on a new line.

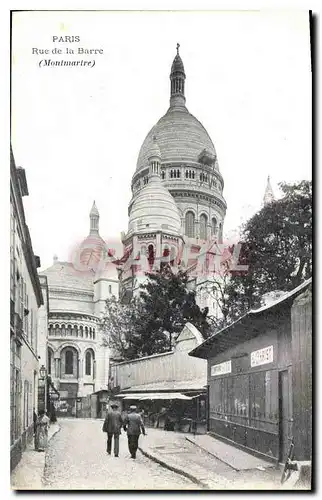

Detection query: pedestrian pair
xmin=102 ymin=404 xmax=146 ymax=459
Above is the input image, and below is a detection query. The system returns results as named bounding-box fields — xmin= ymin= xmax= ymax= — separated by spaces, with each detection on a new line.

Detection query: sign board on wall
xmin=250 ymin=345 xmax=274 ymax=367
xmin=211 ymin=360 xmax=232 ymax=376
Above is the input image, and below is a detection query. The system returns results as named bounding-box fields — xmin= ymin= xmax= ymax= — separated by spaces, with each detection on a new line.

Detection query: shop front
xmin=189 ymin=279 xmax=312 ymax=463
xmin=116 ymin=387 xmax=207 ymax=434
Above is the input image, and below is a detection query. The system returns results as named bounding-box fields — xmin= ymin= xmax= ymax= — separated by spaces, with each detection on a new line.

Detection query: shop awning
xmin=115 ymin=393 xmax=145 ymax=399
xmin=138 ymin=393 xmax=192 ymax=401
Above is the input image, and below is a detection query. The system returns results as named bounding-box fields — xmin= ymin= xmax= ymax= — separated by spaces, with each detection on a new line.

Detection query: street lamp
xmin=39 ymin=365 xmax=46 ymax=380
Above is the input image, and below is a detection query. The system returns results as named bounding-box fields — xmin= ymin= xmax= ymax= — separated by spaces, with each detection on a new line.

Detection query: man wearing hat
xmin=102 ymin=402 xmax=123 ymax=457
xmin=123 ymin=405 xmax=146 ymax=459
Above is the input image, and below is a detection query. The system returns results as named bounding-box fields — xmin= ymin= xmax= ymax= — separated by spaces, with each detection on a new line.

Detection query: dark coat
xmin=103 ymin=409 xmax=123 ymax=435
xmin=123 ymin=412 xmax=146 ymax=436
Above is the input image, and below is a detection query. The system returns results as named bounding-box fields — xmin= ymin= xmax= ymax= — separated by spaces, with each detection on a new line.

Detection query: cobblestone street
xmin=43 ymin=419 xmax=201 ymax=490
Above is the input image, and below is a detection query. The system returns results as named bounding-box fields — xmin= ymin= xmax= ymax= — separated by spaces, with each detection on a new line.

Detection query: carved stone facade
xmin=130 ymin=47 xmax=227 ymax=245
xmin=41 ymin=203 xmax=119 ymax=403
xmin=120 ymin=47 xmax=227 ymax=313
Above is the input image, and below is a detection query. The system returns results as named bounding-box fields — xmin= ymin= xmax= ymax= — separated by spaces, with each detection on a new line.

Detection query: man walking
xmin=102 ymin=402 xmax=123 ymax=457
xmin=123 ymin=405 xmax=146 ymax=459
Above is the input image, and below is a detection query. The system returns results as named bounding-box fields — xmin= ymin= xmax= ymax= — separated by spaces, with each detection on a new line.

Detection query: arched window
xmin=148 ymin=244 xmax=155 ymax=267
xmin=177 ymin=169 xmax=180 ymax=178
xmin=67 ymin=324 xmax=72 ymax=336
xmin=93 ymin=328 xmax=95 ymax=340
xmin=185 ymin=211 xmax=195 ymax=238
xmin=163 ymin=246 xmax=170 ymax=258
xmin=192 ymin=171 xmax=195 ymax=179
xmin=73 ymin=325 xmax=78 ymax=337
xmin=65 ymin=350 xmax=74 ymax=375
xmin=170 ymin=170 xmax=173 ymax=178
xmin=161 ymin=171 xmax=165 ymax=180
xmin=79 ymin=326 xmax=83 ymax=338
xmin=200 ymin=214 xmax=208 ymax=240
xmin=55 ymin=324 xmax=60 ymax=335
xmin=85 ymin=351 xmax=92 ymax=376
xmin=185 ymin=170 xmax=188 ymax=178
xmin=48 ymin=324 xmax=53 ymax=336
xmin=211 ymin=217 xmax=218 ymax=237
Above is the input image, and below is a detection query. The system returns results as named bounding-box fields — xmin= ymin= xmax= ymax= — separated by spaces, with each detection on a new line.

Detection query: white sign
xmin=211 ymin=360 xmax=232 ymax=376
xmin=251 ymin=345 xmax=274 ymax=367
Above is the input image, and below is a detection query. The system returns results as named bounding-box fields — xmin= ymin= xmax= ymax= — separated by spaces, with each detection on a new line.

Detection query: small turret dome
xmin=128 ymin=175 xmax=181 ymax=235
xmin=148 ymin=136 xmax=161 ymax=160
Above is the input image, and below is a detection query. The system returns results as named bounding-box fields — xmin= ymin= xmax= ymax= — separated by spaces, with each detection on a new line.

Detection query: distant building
xmin=40 ymin=203 xmax=119 ymax=417
xmin=189 ymin=278 xmax=312 ymax=463
xmin=10 ymin=148 xmax=45 ymax=471
xmin=110 ymin=323 xmax=208 ymax=433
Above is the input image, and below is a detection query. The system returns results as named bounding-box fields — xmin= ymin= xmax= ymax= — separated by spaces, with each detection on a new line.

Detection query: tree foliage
xmin=100 ymin=264 xmax=211 ymax=360
xmin=226 ymin=180 xmax=312 ymax=319
xmin=100 ymin=296 xmax=142 ymax=361
xmin=137 ymin=264 xmax=211 ymax=353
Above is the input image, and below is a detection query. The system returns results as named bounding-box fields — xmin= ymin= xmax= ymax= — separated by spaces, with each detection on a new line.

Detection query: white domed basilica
xmin=41 ymin=203 xmax=118 ymax=415
xmin=120 ymin=45 xmax=227 ymax=312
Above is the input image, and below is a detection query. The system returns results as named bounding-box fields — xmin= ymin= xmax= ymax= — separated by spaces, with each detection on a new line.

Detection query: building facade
xmin=119 ymin=46 xmax=227 ymax=314
xmin=40 ymin=203 xmax=119 ymax=417
xmin=189 ymin=278 xmax=312 ymax=464
xmin=131 ymin=45 xmax=226 ymax=242
xmin=110 ymin=323 xmax=207 ymax=432
xmin=10 ymin=148 xmax=45 ymax=471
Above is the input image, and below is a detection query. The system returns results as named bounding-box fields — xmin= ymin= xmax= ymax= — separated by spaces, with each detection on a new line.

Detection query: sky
xmin=11 ymin=10 xmax=312 ymax=272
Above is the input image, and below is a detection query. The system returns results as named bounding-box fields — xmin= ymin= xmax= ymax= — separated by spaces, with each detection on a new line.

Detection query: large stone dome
xmin=128 ymin=174 xmax=181 ymax=235
xmin=42 ymin=259 xmax=94 ymax=292
xmin=136 ymin=107 xmax=217 ymax=172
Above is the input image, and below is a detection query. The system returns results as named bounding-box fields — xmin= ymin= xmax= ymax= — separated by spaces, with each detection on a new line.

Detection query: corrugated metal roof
xmin=120 ymin=379 xmax=207 ymax=393
xmin=189 ymin=278 xmax=312 ymax=359
xmin=249 ymin=278 xmax=312 ymax=314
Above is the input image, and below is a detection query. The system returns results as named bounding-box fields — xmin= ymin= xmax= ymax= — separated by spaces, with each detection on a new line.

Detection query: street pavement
xmin=43 ymin=418 xmax=201 ymax=490
xmin=11 ymin=423 xmax=60 ymax=490
xmin=139 ymin=428 xmax=282 ymax=490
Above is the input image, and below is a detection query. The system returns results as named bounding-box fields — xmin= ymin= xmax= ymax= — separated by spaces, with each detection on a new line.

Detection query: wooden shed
xmin=189 ymin=278 xmax=312 ymax=464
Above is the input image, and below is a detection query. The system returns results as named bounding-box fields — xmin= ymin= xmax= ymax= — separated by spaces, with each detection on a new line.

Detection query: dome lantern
xmin=170 ymin=43 xmax=186 ymax=108
xmin=148 ymin=136 xmax=161 ymax=177
xmin=89 ymin=201 xmax=99 ymax=235
xmin=263 ymin=176 xmax=275 ymax=205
